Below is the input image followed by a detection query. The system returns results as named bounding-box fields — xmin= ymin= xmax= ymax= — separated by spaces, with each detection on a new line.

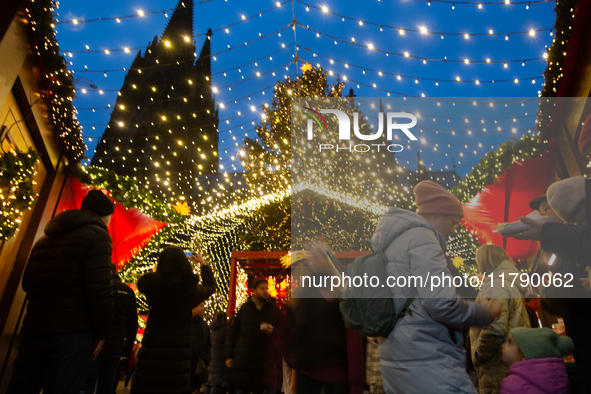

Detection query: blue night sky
xmin=53 ymin=0 xmax=557 ymax=176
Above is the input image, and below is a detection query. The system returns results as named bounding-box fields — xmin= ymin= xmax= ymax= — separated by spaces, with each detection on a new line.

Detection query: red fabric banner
xmin=54 ymin=177 xmax=167 ymax=269
xmin=461 ymin=155 xmax=551 ymax=263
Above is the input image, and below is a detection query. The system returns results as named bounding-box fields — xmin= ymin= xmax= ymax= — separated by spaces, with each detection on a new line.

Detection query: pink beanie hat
xmin=413 ymin=181 xmax=464 ymax=217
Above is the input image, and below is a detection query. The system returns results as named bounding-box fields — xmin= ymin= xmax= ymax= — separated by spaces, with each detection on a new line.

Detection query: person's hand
xmin=194 ymin=254 xmax=206 ymax=265
xmin=225 ymin=359 xmax=233 ymax=368
xmin=266 ymin=324 xmax=274 ymax=334
xmin=93 ymin=339 xmax=105 ymax=360
xmin=581 ymin=278 xmax=591 ymax=291
xmin=507 ymin=217 xmax=543 ymax=241
xmin=488 ymin=299 xmax=502 ymax=321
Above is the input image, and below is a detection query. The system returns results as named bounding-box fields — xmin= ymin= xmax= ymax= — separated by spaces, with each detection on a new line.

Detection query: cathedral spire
xmin=161 ymin=0 xmax=194 ymax=45
xmin=195 ymin=28 xmax=213 ymax=78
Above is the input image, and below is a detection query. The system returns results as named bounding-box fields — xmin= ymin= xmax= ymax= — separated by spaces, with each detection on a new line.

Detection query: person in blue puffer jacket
xmin=371 ymin=181 xmax=498 ymax=394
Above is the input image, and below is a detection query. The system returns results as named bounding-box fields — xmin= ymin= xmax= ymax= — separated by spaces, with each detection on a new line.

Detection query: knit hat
xmin=81 ymin=189 xmax=114 ymax=217
xmin=413 ymin=180 xmax=463 ymax=217
xmin=546 ymin=176 xmax=586 ymax=224
xmin=578 ymin=114 xmax=591 ymax=155
xmin=511 ymin=328 xmax=574 ymax=360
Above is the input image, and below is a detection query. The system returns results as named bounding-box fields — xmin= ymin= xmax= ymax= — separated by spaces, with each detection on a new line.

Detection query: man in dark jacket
xmin=191 ymin=301 xmax=212 ymax=393
xmin=7 ymin=189 xmax=115 ymax=394
xmin=82 ymin=263 xmax=138 ymax=394
xmin=225 ymin=279 xmax=282 ymax=394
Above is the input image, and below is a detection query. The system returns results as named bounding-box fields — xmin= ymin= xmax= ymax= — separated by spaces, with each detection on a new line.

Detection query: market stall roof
xmin=231 ymin=250 xmax=369 ymax=274
xmin=461 ymin=154 xmax=551 ymax=263
xmin=55 ymin=177 xmax=167 ymax=269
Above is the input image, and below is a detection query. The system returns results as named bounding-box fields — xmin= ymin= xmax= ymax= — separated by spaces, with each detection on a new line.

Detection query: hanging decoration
xmin=0 ymin=148 xmax=40 ymax=241
xmin=27 ymin=0 xmax=85 ymax=162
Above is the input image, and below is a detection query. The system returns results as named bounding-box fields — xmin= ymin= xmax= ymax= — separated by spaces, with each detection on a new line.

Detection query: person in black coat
xmin=205 ymin=312 xmax=230 ymax=394
xmin=7 ymin=189 xmax=115 ymax=394
xmin=82 ymin=263 xmax=138 ymax=394
xmin=131 ymin=247 xmax=217 ymax=394
xmin=191 ymin=302 xmax=212 ymax=393
xmin=225 ymin=279 xmax=282 ymax=394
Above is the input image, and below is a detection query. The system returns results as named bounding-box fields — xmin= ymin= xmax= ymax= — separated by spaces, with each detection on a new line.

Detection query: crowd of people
xmin=5 ymin=176 xmax=591 ymax=394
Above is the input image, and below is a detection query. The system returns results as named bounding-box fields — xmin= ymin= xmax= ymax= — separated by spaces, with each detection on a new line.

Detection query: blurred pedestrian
xmin=191 ymin=302 xmax=211 ymax=393
xmin=131 ymin=247 xmax=216 ymax=394
xmin=284 ymin=292 xmax=364 ymax=394
xmin=7 ymin=189 xmax=115 ymax=394
xmin=204 ymin=312 xmax=230 ymax=394
xmin=470 ymin=245 xmax=531 ymax=394
xmin=81 ymin=262 xmax=138 ymax=394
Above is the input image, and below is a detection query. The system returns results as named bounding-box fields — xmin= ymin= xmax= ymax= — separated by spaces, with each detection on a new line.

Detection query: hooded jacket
xmin=131 ymin=266 xmax=216 ymax=394
xmin=206 ymin=318 xmax=230 ymax=387
xmin=470 ymin=260 xmax=531 ymax=394
xmin=371 ymin=208 xmax=492 ymax=394
xmin=500 ymin=358 xmax=569 ymax=394
xmin=21 ymin=209 xmax=113 ymax=339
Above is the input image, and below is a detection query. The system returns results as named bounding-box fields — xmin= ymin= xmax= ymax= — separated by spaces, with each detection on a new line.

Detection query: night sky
xmin=53 ymin=0 xmax=557 ymax=176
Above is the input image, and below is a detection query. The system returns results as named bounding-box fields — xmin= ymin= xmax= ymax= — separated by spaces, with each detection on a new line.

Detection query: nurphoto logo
xmin=303 ymin=107 xmax=418 ymax=153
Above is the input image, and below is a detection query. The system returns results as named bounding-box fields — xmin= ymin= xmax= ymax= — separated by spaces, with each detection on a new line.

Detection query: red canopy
xmin=55 ymin=177 xmax=167 ymax=269
xmin=461 ymin=155 xmax=551 ymax=263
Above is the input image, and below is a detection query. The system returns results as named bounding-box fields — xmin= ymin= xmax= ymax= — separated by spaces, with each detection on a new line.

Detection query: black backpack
xmin=328 ymin=240 xmax=417 ymax=338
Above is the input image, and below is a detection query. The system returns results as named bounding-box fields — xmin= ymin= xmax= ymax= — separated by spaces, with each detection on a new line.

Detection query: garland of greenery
xmin=28 ymin=0 xmax=85 ymax=162
xmin=71 ymin=165 xmax=185 ymax=224
xmin=537 ymin=0 xmax=578 ymax=143
xmin=540 ymin=0 xmax=578 ymax=99
xmin=0 ymin=148 xmax=41 ymax=241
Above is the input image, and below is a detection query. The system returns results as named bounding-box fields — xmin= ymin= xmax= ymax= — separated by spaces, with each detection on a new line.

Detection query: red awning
xmin=55 ymin=177 xmax=167 ymax=269
xmin=461 ymin=155 xmax=551 ymax=263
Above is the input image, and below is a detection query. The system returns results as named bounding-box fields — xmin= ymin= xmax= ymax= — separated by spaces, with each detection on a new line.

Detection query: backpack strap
xmin=365 ymin=238 xmax=379 ymax=252
xmin=395 ymin=287 xmax=418 ymax=321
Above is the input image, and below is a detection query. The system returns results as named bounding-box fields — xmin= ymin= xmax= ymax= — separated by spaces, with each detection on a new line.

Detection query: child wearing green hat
xmin=501 ymin=327 xmax=574 ymax=394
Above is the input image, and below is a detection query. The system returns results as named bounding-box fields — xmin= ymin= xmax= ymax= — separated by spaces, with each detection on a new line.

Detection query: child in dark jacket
xmin=501 ymin=327 xmax=574 ymax=394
